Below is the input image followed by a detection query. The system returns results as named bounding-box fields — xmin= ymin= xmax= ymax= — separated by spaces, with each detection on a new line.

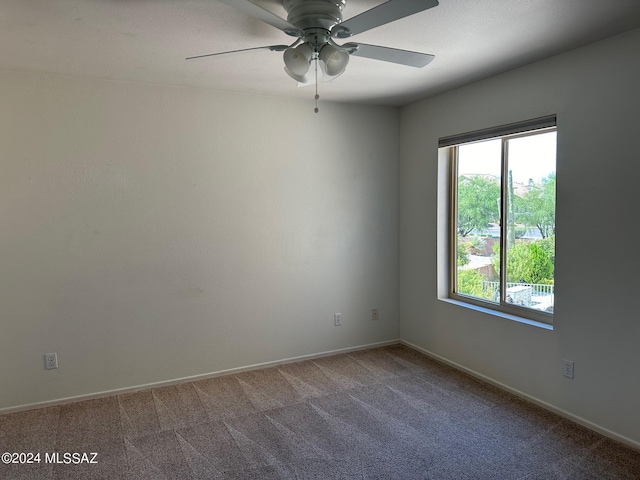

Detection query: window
xmin=441 ymin=116 xmax=556 ymax=324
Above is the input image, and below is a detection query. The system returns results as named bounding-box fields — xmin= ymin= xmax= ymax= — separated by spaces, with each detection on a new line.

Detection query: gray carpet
xmin=1 ymin=345 xmax=639 ymax=479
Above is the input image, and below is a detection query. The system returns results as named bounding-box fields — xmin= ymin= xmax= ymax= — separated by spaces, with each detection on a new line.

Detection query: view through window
xmin=449 ymin=124 xmax=556 ymax=322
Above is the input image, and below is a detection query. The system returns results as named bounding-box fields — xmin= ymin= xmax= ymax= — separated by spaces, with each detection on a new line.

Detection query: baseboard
xmin=0 ymin=339 xmax=400 ymax=415
xmin=400 ymin=340 xmax=640 ymax=451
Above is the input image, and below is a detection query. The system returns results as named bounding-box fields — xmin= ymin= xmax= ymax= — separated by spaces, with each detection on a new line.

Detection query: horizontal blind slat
xmin=439 ymin=115 xmax=556 ymax=147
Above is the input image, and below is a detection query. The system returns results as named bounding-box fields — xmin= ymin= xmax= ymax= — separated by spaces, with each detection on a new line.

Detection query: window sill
xmin=439 ymin=298 xmax=554 ymax=331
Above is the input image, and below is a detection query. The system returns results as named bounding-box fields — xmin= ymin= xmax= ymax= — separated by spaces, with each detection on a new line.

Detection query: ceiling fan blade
xmin=186 ymin=45 xmax=289 ymax=60
xmin=217 ymin=0 xmax=301 ymax=36
xmin=343 ymin=43 xmax=434 ymax=68
xmin=332 ymin=0 xmax=439 ymax=38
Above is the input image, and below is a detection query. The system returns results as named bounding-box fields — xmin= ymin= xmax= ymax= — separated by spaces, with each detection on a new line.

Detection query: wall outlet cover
xmin=45 ymin=353 xmax=58 ymax=370
xmin=562 ymin=359 xmax=574 ymax=379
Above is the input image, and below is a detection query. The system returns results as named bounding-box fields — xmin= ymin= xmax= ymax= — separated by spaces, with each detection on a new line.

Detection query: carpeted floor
xmin=1 ymin=344 xmax=639 ymax=479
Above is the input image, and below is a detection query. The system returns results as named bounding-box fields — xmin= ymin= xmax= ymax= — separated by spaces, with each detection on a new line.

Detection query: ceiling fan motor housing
xmin=283 ymin=0 xmax=346 ymax=31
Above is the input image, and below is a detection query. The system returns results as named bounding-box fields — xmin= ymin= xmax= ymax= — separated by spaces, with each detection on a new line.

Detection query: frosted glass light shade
xmin=284 ymin=66 xmax=310 ymax=84
xmin=283 ymin=43 xmax=313 ymax=77
xmin=319 ymin=44 xmax=349 ymax=78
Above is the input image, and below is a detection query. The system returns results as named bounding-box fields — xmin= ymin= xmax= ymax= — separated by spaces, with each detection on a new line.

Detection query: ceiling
xmin=1 ymin=0 xmax=640 ymax=106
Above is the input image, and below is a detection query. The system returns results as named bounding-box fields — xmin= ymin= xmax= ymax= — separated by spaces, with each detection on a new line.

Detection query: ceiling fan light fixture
xmin=283 ymin=43 xmax=313 ymax=77
xmin=188 ymin=0 xmax=440 ymax=104
xmin=319 ymin=44 xmax=349 ymax=78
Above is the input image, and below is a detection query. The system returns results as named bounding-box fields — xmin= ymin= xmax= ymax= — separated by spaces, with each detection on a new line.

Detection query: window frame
xmin=443 ymin=116 xmax=556 ymax=325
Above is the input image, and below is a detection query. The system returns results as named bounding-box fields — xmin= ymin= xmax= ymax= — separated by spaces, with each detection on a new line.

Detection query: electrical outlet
xmin=372 ymin=308 xmax=379 ymax=321
xmin=562 ymin=359 xmax=574 ymax=379
xmin=45 ymin=353 xmax=58 ymax=370
xmin=334 ymin=313 xmax=342 ymax=326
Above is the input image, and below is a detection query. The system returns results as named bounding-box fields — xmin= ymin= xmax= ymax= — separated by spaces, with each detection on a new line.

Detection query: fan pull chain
xmin=314 ymin=57 xmax=319 ymax=113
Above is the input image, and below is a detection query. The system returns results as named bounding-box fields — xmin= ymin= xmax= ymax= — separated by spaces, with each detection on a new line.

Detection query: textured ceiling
xmin=1 ymin=0 xmax=640 ymax=106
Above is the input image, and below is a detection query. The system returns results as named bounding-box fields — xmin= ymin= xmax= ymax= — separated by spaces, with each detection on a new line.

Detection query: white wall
xmin=399 ymin=28 xmax=640 ymax=446
xmin=0 ymin=71 xmax=400 ymax=410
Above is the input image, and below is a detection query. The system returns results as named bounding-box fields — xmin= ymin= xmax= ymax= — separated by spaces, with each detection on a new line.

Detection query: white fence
xmin=482 ymin=281 xmax=554 ymax=298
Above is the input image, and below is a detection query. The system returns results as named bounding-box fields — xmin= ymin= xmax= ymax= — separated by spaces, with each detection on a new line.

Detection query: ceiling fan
xmin=187 ymin=0 xmax=439 ymax=87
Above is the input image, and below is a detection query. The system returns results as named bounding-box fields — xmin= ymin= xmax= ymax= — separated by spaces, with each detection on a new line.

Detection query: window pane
xmin=504 ymin=132 xmax=556 ymax=313
xmin=455 ymin=139 xmax=501 ymax=302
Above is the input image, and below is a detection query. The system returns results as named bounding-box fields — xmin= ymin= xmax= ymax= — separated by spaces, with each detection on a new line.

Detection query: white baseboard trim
xmin=0 ymin=339 xmax=400 ymax=416
xmin=400 ymin=339 xmax=640 ymax=451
